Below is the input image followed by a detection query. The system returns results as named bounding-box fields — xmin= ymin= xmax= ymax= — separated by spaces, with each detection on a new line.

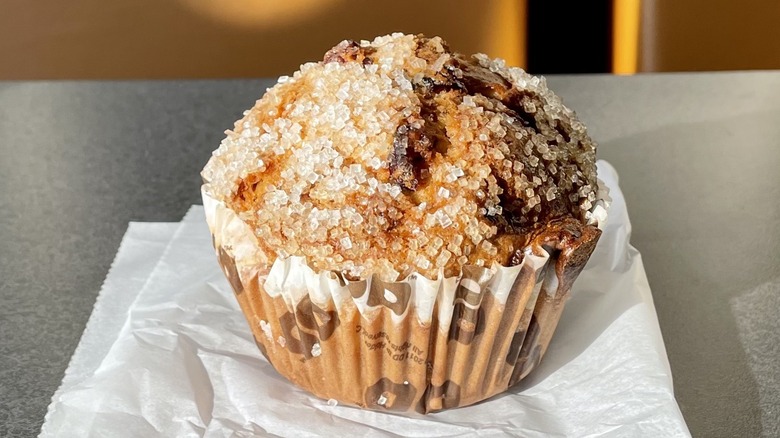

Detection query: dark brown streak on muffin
xmin=448 ymin=56 xmax=539 ymax=131
xmin=386 ymin=38 xmax=462 ymax=193
xmin=490 ymin=158 xmax=575 ymax=234
xmin=491 ymin=177 xmax=526 ymax=228
xmin=389 ymin=98 xmax=452 ymax=192
xmin=437 ymin=56 xmax=587 ymax=237
xmin=389 ymin=119 xmax=434 ymax=191
xmin=418 ymin=98 xmax=451 ymax=155
xmin=526 ymin=218 xmax=601 ymax=297
xmin=554 ymin=120 xmax=572 ymax=143
xmin=323 ymin=40 xmax=376 ymax=65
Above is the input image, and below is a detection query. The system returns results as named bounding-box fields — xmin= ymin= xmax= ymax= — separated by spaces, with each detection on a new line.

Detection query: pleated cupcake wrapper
xmin=203 ymin=187 xmax=602 ymax=413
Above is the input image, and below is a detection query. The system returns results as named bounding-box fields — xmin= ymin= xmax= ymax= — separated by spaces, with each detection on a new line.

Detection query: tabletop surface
xmin=1 ymin=72 xmax=779 ymax=437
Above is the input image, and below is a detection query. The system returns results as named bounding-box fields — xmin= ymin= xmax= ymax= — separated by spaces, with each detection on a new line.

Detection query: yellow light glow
xmin=177 ymin=0 xmax=341 ymax=28
xmin=485 ymin=0 xmax=526 ymax=68
xmin=612 ymin=0 xmax=641 ymax=74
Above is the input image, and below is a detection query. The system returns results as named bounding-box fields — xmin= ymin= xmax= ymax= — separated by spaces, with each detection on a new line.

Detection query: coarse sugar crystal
xmin=202 ymin=33 xmax=600 ymax=281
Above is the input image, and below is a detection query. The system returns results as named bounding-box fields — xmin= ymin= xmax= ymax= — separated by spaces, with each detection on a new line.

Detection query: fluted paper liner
xmin=202 ymin=187 xmax=606 ymax=413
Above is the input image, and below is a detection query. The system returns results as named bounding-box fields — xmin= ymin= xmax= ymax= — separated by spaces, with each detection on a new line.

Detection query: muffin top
xmin=202 ymin=33 xmax=599 ymax=281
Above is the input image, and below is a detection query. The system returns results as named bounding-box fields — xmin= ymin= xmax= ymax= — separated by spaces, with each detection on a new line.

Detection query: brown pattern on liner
xmin=211 ymin=214 xmax=601 ymax=413
xmin=365 ymin=275 xmax=412 ymax=316
xmin=217 ymin=246 xmax=244 ymax=296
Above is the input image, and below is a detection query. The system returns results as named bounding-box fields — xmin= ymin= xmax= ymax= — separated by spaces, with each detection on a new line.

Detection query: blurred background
xmin=1 ymin=0 xmax=779 ymax=80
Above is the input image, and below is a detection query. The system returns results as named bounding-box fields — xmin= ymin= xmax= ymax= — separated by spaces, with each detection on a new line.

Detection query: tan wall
xmin=641 ymin=0 xmax=780 ymax=72
xmin=0 ymin=0 xmax=526 ymax=80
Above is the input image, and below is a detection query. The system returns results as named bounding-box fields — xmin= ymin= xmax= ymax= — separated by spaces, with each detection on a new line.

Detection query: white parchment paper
xmin=41 ymin=161 xmax=690 ymax=437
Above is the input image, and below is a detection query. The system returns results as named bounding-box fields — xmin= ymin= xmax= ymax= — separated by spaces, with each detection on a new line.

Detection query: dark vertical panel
xmin=526 ymin=0 xmax=613 ymax=74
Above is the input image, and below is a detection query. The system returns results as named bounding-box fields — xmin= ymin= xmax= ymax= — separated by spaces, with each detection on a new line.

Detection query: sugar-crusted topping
xmin=202 ymin=33 xmax=599 ymax=281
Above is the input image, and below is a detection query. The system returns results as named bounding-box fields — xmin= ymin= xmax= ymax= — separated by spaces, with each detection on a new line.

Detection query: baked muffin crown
xmin=202 ymin=33 xmax=599 ymax=281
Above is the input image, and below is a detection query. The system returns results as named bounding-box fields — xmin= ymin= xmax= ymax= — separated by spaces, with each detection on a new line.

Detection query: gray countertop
xmin=1 ymin=72 xmax=779 ymax=437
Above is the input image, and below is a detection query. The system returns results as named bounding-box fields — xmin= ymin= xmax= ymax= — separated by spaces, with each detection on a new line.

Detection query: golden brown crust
xmin=202 ymin=33 xmax=599 ymax=280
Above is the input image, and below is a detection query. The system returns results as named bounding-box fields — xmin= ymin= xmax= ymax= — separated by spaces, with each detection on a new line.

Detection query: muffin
xmin=201 ymin=33 xmax=609 ymax=413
